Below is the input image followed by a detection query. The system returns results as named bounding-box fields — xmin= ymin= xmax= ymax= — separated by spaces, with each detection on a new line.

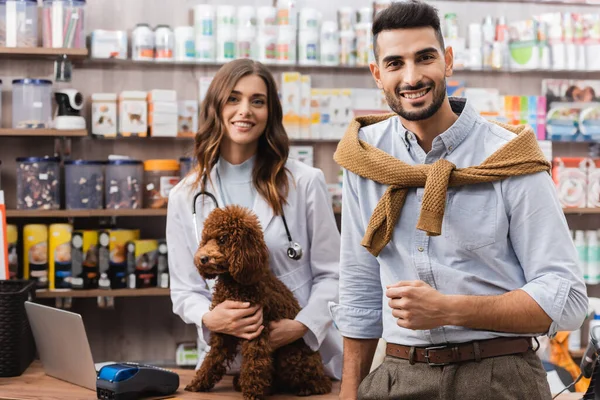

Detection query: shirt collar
xmin=401 ymin=97 xmax=478 ymax=154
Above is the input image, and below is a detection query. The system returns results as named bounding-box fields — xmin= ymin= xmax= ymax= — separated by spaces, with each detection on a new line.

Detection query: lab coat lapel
xmin=252 ymin=191 xmax=275 ymax=233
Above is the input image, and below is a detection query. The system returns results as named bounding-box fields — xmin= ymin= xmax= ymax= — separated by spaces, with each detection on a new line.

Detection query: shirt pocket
xmin=276 ymin=262 xmax=313 ymax=308
xmin=443 ymin=186 xmax=497 ymax=251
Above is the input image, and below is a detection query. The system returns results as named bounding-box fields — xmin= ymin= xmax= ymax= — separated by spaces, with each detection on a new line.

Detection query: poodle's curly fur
xmin=185 ymin=205 xmax=332 ymax=400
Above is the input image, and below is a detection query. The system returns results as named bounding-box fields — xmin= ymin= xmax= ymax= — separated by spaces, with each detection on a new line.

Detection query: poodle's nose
xmin=200 ymin=256 xmax=209 ymax=265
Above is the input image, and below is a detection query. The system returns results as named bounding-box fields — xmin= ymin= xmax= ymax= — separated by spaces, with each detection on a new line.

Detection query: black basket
xmin=0 ymin=280 xmax=36 ymax=377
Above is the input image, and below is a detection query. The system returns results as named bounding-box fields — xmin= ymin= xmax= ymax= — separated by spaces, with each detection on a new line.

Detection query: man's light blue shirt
xmin=330 ymin=98 xmax=588 ymax=346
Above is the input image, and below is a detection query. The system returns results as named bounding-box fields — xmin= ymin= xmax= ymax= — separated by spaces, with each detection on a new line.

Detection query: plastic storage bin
xmin=143 ymin=159 xmax=180 ymax=209
xmin=65 ymin=160 xmax=105 ymax=210
xmin=0 ymin=0 xmax=38 ymax=48
xmin=0 ymin=280 xmax=36 ymax=377
xmin=105 ymin=160 xmax=143 ymax=209
xmin=12 ymin=79 xmax=53 ymax=129
xmin=179 ymin=157 xmax=193 ymax=179
xmin=16 ymin=156 xmax=61 ymax=210
xmin=42 ymin=0 xmax=86 ymax=48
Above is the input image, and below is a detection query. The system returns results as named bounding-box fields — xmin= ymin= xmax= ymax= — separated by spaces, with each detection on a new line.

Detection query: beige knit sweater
xmin=334 ymin=113 xmax=551 ymax=257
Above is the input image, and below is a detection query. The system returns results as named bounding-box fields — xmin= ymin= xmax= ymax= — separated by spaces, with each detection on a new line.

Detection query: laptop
xmin=24 ymin=301 xmax=115 ymax=391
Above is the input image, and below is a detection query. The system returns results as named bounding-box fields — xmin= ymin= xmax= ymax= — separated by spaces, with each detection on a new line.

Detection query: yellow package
xmin=109 ymin=229 xmax=140 ymax=289
xmin=71 ymin=230 xmax=99 ymax=290
xmin=7 ymin=224 xmax=18 ymax=279
xmin=23 ymin=224 xmax=48 ymax=288
xmin=126 ymin=239 xmax=158 ymax=289
xmin=49 ymin=224 xmax=73 ymax=289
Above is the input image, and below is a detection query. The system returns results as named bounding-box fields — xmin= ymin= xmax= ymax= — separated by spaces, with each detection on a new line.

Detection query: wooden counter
xmin=0 ymin=361 xmax=339 ymax=400
xmin=0 ymin=361 xmax=585 ymax=400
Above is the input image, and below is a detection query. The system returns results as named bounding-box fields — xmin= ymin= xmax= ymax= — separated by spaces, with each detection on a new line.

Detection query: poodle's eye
xmin=218 ymin=235 xmax=228 ymax=245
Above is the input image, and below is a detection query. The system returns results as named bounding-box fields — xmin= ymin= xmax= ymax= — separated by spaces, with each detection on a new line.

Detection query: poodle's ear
xmin=228 ymin=220 xmax=269 ymax=285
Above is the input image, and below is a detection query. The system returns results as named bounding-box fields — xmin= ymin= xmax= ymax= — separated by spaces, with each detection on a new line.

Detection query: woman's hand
xmin=202 ymin=300 xmax=264 ymax=340
xmin=269 ymin=319 xmax=308 ymax=350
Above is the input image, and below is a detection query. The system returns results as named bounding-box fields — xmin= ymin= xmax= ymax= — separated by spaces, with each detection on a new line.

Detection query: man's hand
xmin=269 ymin=319 xmax=308 ymax=350
xmin=202 ymin=300 xmax=264 ymax=340
xmin=385 ymin=280 xmax=449 ymax=330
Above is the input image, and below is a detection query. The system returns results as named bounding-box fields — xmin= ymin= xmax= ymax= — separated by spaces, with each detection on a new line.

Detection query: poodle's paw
xmin=296 ymin=379 xmax=332 ymax=396
xmin=184 ymin=378 xmax=214 ymax=392
xmin=242 ymin=393 xmax=265 ymax=400
xmin=233 ymin=375 xmax=241 ymax=392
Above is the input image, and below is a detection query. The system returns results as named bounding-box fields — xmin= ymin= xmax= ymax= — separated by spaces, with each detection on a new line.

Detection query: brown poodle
xmin=185 ymin=205 xmax=332 ymax=400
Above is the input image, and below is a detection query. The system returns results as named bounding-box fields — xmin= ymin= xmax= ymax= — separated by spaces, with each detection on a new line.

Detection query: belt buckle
xmin=424 ymin=345 xmax=450 ymax=367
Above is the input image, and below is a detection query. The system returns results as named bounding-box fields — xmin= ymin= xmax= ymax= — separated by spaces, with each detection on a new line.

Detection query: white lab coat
xmin=166 ymin=158 xmax=343 ymax=379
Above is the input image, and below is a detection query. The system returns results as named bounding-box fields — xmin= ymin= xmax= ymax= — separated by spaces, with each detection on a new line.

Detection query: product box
xmin=300 ymin=75 xmax=312 ymax=139
xmin=90 ymin=30 xmax=128 ymax=59
xmin=148 ymin=90 xmax=178 ymax=137
xmin=98 ymin=230 xmax=110 ymax=289
xmin=281 ymin=72 xmax=301 ymax=139
xmin=126 ymin=239 xmax=158 ymax=289
xmin=48 ymin=223 xmax=73 ymax=290
xmin=91 ymin=93 xmax=118 ymax=137
xmin=178 ymin=101 xmax=199 ymax=137
xmin=119 ymin=91 xmax=148 ymax=137
xmin=335 ymin=89 xmax=354 ymax=140
xmin=552 ymin=157 xmax=588 ymax=208
xmin=508 ymin=19 xmax=540 ymax=70
xmin=319 ymin=89 xmax=333 ymax=139
xmin=310 ymin=88 xmax=322 ymax=139
xmin=23 ymin=224 xmax=48 ymax=288
xmin=71 ymin=230 xmax=99 ymax=290
xmin=7 ymin=224 xmax=17 ymax=279
xmin=157 ymin=239 xmax=169 ymax=288
xmin=290 ymin=146 xmax=314 ymax=167
xmin=108 ymin=229 xmax=140 ymax=289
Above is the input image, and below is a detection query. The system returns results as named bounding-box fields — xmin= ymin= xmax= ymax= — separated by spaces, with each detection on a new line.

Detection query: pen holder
xmin=0 ymin=280 xmax=36 ymax=377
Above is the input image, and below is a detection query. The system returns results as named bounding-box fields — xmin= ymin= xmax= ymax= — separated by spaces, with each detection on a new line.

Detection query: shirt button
xmin=417 ymin=247 xmax=424 ymax=252
xmin=448 ymin=145 xmax=453 ymax=151
xmin=407 ymin=133 xmax=413 ymax=140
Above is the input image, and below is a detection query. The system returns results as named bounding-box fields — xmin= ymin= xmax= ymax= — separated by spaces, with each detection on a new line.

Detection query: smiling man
xmin=329 ymin=1 xmax=588 ymax=399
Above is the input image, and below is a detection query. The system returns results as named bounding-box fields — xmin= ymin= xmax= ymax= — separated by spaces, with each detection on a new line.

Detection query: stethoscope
xmin=192 ymin=190 xmax=303 ymax=261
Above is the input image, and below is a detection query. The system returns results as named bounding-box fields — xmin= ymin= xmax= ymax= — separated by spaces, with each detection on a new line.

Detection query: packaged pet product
xmin=299 ymin=75 xmax=311 ymax=139
xmin=98 ymin=230 xmax=110 ymax=289
xmin=579 ymin=105 xmax=600 ymax=140
xmin=178 ymin=101 xmax=198 ymax=137
xmin=91 ymin=94 xmax=118 ymax=137
xmin=23 ymin=224 xmax=48 ymax=289
xmin=108 ymin=229 xmax=140 ymax=289
xmin=143 ymin=160 xmax=180 ymax=209
xmin=49 ymin=223 xmax=73 ymax=289
xmin=552 ymin=157 xmax=588 ymax=208
xmin=131 ymin=23 xmax=154 ymax=61
xmin=126 ymin=239 xmax=158 ymax=289
xmin=70 ymin=230 xmax=99 ymax=290
xmin=90 ymin=30 xmax=128 ymax=59
xmin=119 ymin=91 xmax=148 ymax=137
xmin=157 ymin=239 xmax=169 ymax=288
xmin=281 ymin=72 xmax=301 ymax=139
xmin=154 ymin=25 xmax=174 ymax=62
xmin=7 ymin=224 xmax=18 ymax=279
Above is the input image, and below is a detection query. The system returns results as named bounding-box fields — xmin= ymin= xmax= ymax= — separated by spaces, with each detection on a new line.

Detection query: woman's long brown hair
xmin=194 ymin=59 xmax=290 ymax=216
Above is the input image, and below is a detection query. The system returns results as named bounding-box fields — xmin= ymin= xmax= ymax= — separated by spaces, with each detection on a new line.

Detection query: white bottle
xmin=575 ymin=230 xmax=589 ymax=283
xmin=588 ymin=230 xmax=600 ymax=285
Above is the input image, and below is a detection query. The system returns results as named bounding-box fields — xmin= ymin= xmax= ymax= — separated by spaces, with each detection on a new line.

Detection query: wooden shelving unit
xmin=36 ymin=287 xmax=169 ymax=299
xmin=6 ymin=209 xmax=168 ymax=218
xmin=0 ymin=129 xmax=87 ymax=137
xmin=0 ymin=47 xmax=88 ymax=60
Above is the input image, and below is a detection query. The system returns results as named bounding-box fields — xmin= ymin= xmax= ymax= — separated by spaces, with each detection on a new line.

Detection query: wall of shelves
xmin=1 ymin=0 xmax=599 ymax=365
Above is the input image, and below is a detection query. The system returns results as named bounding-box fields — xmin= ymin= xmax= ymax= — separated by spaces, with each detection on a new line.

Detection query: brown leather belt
xmin=386 ymin=337 xmax=533 ymax=366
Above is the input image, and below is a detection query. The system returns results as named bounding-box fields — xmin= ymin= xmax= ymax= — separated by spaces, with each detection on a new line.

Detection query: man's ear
xmin=444 ymin=46 xmax=454 ymax=78
xmin=370 ymin=62 xmax=383 ymax=90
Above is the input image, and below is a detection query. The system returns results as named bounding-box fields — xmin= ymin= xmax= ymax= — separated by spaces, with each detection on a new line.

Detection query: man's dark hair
xmin=372 ymin=0 xmax=445 ymax=62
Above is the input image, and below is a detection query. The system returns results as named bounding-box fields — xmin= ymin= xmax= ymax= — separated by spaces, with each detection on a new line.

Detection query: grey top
xmin=216 ymin=155 xmax=256 ymax=210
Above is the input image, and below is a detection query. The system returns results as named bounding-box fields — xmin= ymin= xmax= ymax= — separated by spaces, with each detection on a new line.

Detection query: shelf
xmin=86 ymin=135 xmax=339 ymax=144
xmin=0 ymin=47 xmax=88 ymax=60
xmin=36 ymin=287 xmax=169 ymax=299
xmin=0 ymin=129 xmax=87 ymax=137
xmin=79 ymin=58 xmax=600 ymax=77
xmin=6 ymin=209 xmax=167 ymax=218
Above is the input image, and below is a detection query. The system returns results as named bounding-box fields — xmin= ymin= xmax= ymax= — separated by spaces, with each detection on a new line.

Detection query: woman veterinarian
xmin=166 ymin=59 xmax=343 ymax=380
